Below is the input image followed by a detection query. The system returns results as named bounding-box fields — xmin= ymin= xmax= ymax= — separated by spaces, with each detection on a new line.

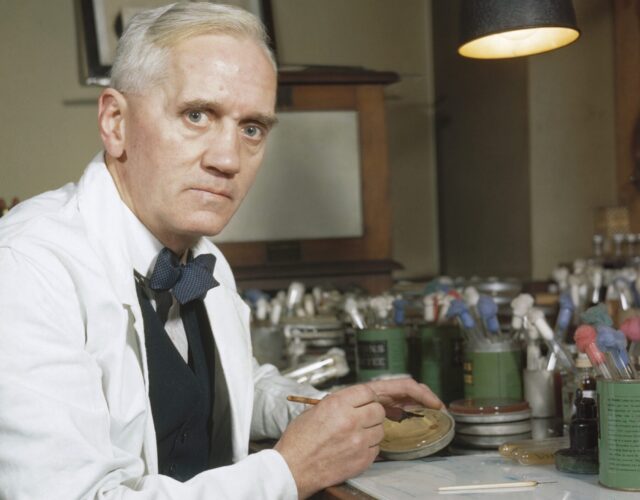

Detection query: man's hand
xmin=365 ymin=377 xmax=443 ymax=419
xmin=274 ymin=378 xmax=442 ymax=498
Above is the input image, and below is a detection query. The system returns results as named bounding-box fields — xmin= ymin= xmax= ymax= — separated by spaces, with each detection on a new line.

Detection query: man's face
xmin=118 ymin=34 xmax=277 ymax=252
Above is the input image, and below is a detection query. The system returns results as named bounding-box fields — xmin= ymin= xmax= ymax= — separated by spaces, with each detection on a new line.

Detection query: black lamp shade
xmin=459 ymin=0 xmax=580 ymax=59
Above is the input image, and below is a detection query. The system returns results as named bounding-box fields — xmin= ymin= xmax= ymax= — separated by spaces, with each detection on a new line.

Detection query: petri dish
xmin=448 ymin=398 xmax=531 ymax=423
xmin=379 ymin=407 xmax=455 ymax=460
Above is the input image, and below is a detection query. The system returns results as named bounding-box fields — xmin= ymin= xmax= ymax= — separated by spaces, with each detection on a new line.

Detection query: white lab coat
xmin=0 ymin=155 xmax=321 ymax=499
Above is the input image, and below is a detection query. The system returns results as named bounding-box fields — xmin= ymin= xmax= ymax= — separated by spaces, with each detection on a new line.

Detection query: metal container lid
xmin=379 ymin=408 xmax=455 ymax=461
xmin=283 ymin=316 xmax=344 ymax=345
xmin=282 ymin=316 xmax=342 ymax=329
xmin=466 ymin=340 xmax=521 ymax=352
xmin=455 ymin=419 xmax=532 ymax=436
xmin=449 ymin=398 xmax=531 ymax=423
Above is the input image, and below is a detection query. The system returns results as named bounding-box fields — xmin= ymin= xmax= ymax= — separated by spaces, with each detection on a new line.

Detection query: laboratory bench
xmin=253 ymin=435 xmax=636 ymax=499
xmin=314 ymin=452 xmax=639 ymax=499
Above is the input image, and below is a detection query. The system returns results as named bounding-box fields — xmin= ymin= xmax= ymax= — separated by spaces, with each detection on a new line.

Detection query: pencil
xmin=437 ymin=480 xmax=538 ymax=492
xmin=286 ymin=395 xmax=425 ymax=423
xmin=287 ymin=395 xmax=321 ymax=405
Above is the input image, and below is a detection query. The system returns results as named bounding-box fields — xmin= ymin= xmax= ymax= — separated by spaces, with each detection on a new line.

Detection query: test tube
xmin=596 ymin=325 xmax=635 ymax=380
xmin=620 ymin=316 xmax=640 ymax=371
xmin=554 ymin=292 xmax=574 ymax=343
xmin=463 ymin=286 xmax=482 ymax=328
xmin=285 ymin=281 xmax=305 ymax=316
xmin=525 ymin=324 xmax=543 ymax=371
xmin=551 ymin=266 xmax=570 ymax=292
xmin=613 ymin=278 xmax=632 ymax=311
xmin=344 ymin=297 xmax=366 ymax=329
xmin=528 ymin=308 xmax=575 ymax=372
xmin=423 ymin=293 xmax=436 ymax=323
xmin=575 ymin=325 xmax=615 ymax=380
xmin=499 ymin=436 xmax=569 ymax=460
xmin=438 ymin=294 xmax=454 ymax=324
xmin=613 ymin=327 xmax=637 ymax=379
xmin=446 ymin=299 xmax=486 ymax=345
xmin=512 ymin=437 xmax=570 ymax=465
xmin=477 ymin=294 xmax=501 ymax=341
xmin=393 ymin=298 xmax=408 ymax=326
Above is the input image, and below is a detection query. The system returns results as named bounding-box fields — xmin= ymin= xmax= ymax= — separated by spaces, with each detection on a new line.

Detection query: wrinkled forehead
xmin=163 ymin=33 xmax=277 ymax=108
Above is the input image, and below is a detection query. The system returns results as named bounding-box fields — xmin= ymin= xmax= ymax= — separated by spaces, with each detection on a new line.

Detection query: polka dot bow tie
xmin=149 ymin=248 xmax=219 ymax=304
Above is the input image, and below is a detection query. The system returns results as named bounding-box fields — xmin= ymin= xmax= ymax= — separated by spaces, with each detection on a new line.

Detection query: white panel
xmin=212 ymin=110 xmax=363 ymax=243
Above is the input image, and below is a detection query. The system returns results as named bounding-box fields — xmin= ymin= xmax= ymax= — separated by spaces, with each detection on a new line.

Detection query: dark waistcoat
xmin=136 ymin=284 xmax=216 ymax=482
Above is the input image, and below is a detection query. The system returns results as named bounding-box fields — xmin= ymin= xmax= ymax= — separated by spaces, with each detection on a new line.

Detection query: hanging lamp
xmin=458 ymin=0 xmax=580 ymax=59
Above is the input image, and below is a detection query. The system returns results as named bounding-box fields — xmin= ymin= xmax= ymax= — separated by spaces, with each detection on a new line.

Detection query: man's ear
xmin=98 ymin=88 xmax=128 ymax=159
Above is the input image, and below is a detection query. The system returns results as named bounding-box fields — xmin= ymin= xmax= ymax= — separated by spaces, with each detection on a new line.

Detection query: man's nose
xmin=202 ymin=122 xmax=241 ymax=176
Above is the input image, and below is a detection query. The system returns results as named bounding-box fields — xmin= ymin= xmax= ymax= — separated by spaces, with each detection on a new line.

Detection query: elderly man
xmin=0 ymin=3 xmax=441 ymax=499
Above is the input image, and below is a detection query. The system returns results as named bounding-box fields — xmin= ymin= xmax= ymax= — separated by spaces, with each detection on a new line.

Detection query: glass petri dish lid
xmin=379 ymin=407 xmax=455 ymax=460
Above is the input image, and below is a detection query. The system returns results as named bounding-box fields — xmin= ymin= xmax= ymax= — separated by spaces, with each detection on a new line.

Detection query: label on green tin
xmin=603 ymin=395 xmax=640 ymax=472
xmin=357 ymin=340 xmax=388 ymax=369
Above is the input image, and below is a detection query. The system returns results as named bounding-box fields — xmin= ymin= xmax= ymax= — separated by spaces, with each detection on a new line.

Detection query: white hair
xmin=110 ymin=2 xmax=276 ymax=93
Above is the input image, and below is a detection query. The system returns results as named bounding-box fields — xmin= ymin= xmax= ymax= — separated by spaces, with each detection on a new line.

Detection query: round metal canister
xmin=356 ymin=327 xmax=407 ymax=382
xmin=463 ymin=340 xmax=523 ymax=400
xmin=598 ymin=379 xmax=640 ymax=491
xmin=283 ymin=316 xmax=345 ymax=365
xmin=418 ymin=324 xmax=464 ymax=404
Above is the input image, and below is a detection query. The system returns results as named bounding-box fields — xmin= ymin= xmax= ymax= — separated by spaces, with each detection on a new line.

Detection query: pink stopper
xmin=574 ymin=325 xmax=596 ymax=351
xmin=575 ymin=324 xmax=606 ymax=365
xmin=620 ymin=316 xmax=640 ymax=342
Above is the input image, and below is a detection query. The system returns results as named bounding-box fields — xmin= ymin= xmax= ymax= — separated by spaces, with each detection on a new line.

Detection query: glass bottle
xmin=562 ymin=353 xmax=596 ymax=423
xmin=575 ymin=353 xmax=597 ymax=401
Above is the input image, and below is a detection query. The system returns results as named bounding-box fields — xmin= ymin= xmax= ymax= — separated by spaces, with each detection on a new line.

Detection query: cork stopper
xmin=575 ymin=352 xmax=592 ymax=369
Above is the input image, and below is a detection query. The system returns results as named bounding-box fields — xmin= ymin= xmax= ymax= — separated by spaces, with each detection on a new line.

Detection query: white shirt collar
xmin=116 ymin=185 xmax=164 ymax=280
xmin=88 ymin=151 xmax=209 ymax=282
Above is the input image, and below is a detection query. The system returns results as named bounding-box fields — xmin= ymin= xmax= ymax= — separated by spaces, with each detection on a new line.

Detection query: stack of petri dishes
xmin=448 ymin=398 xmax=532 ymax=452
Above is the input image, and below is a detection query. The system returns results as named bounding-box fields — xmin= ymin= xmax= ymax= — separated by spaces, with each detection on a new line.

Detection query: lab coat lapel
xmin=203 ymin=283 xmax=253 ymax=461
xmin=76 ymin=155 xmax=158 ymax=471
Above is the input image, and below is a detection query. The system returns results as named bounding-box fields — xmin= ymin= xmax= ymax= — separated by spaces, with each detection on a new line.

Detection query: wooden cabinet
xmin=217 ymin=69 xmax=400 ymax=292
xmin=613 ymin=1 xmax=640 ymax=224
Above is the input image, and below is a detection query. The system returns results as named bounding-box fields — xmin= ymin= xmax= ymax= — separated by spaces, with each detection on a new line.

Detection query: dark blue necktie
xmin=149 ymin=248 xmax=219 ymax=306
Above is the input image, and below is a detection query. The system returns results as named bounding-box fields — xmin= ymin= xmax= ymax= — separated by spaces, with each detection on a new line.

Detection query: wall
xmin=529 ymin=0 xmax=617 ymax=279
xmin=271 ymin=0 xmax=440 ymax=279
xmin=432 ymin=1 xmax=532 ymax=279
xmin=432 ymin=0 xmax=617 ymax=280
xmin=0 ymin=1 xmax=102 ymax=201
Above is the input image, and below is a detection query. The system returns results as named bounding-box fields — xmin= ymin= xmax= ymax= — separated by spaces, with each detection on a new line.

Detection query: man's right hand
xmin=273 ymin=384 xmax=385 ymax=499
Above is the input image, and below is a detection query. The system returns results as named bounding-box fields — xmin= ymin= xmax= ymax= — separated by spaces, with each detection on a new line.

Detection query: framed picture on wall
xmin=77 ymin=0 xmax=276 ymax=86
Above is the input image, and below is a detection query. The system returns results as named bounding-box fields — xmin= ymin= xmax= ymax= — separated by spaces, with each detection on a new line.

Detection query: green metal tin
xmin=356 ymin=327 xmax=407 ymax=382
xmin=598 ymin=379 xmax=640 ymax=491
xmin=418 ymin=324 xmax=464 ymax=404
xmin=463 ymin=341 xmax=522 ymax=400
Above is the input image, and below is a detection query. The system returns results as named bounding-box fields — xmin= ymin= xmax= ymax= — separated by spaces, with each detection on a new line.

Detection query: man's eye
xmin=243 ymin=125 xmax=263 ymax=140
xmin=187 ymin=111 xmax=204 ymax=124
